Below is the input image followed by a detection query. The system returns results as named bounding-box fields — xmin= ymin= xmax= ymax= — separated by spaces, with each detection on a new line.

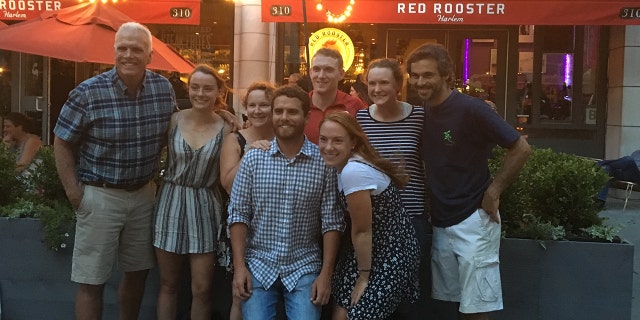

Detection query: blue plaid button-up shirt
xmin=54 ymin=68 xmax=176 ymax=185
xmin=228 ymin=137 xmax=344 ymax=291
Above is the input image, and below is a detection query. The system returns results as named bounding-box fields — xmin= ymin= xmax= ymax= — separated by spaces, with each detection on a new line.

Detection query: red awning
xmin=261 ymin=0 xmax=640 ymax=25
xmin=0 ymin=2 xmax=195 ymax=73
xmin=0 ymin=0 xmax=200 ymax=25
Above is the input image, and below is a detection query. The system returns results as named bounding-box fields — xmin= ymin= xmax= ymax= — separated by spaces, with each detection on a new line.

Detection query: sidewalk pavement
xmin=599 ymin=194 xmax=640 ymax=320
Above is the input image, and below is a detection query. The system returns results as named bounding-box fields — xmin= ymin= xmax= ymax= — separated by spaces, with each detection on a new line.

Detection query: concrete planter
xmin=492 ymin=238 xmax=634 ymax=320
xmin=0 ymin=217 xmax=233 ymax=320
xmin=0 ymin=218 xmax=634 ymax=320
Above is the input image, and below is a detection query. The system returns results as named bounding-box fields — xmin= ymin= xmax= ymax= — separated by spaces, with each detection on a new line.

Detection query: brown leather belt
xmin=83 ymin=180 xmax=149 ymax=192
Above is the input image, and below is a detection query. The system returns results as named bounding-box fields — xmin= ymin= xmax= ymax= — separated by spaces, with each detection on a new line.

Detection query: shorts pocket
xmin=76 ymin=187 xmax=90 ymax=216
xmin=474 ymin=254 xmax=501 ymax=302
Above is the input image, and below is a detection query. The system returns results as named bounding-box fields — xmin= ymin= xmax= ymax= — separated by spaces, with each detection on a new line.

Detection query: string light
xmin=315 ymin=0 xmax=355 ymax=23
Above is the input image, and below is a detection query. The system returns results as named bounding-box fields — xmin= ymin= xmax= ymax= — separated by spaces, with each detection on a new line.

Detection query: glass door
xmin=387 ymin=29 xmax=510 ymax=118
xmin=387 ymin=29 xmax=446 ymax=106
xmin=19 ymin=53 xmax=49 ymax=143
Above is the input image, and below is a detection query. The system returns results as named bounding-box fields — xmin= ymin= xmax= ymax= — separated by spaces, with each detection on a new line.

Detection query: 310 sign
xmin=170 ymin=7 xmax=193 ymax=19
xmin=619 ymin=7 xmax=640 ymax=19
xmin=271 ymin=5 xmax=292 ymax=16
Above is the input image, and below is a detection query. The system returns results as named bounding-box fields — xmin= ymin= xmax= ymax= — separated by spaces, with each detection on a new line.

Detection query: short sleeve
xmin=340 ymin=160 xmax=390 ymax=196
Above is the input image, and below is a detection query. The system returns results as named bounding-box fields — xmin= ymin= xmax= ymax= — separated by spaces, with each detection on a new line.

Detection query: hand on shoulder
xmin=247 ymin=140 xmax=271 ymax=152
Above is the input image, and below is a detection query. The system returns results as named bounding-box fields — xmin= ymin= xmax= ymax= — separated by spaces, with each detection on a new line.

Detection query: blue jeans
xmin=596 ymin=156 xmax=640 ymax=201
xmin=242 ymin=272 xmax=321 ymax=320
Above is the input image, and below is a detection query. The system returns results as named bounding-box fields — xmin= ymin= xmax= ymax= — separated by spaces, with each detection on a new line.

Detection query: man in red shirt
xmin=305 ymin=48 xmax=367 ymax=144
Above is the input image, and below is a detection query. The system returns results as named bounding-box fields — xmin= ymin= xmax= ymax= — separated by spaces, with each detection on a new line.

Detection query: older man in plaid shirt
xmin=228 ymin=85 xmax=344 ymax=319
xmin=54 ymin=22 xmax=176 ymax=320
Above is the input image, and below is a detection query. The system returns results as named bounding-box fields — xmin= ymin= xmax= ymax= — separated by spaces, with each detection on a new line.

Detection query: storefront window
xmin=457 ymin=38 xmax=498 ymax=104
xmin=23 ymin=55 xmax=43 ymax=97
xmin=150 ymin=0 xmax=234 ymax=80
xmin=283 ymin=23 xmax=306 ymax=80
xmin=541 ymin=52 xmax=573 ymax=121
xmin=516 ymin=25 xmax=602 ymax=128
xmin=281 ymin=23 xmax=378 ymax=86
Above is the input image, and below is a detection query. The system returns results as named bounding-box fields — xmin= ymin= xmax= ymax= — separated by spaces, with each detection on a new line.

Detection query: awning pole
xmin=301 ymin=0 xmax=310 ymax=73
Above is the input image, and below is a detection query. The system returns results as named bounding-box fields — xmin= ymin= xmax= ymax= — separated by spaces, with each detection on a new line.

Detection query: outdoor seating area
xmin=578 ymin=154 xmax=640 ymax=212
xmin=611 ymin=180 xmax=640 ymax=212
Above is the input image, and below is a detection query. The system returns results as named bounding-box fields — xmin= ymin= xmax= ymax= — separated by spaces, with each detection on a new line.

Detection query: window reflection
xmin=23 ymin=55 xmax=43 ymax=97
xmin=458 ymin=38 xmax=497 ymax=105
xmin=541 ymin=53 xmax=573 ymax=121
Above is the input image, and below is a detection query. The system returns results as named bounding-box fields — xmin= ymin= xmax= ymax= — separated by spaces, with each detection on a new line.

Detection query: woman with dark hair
xmin=2 ymin=112 xmax=42 ymax=174
xmin=349 ymin=81 xmax=373 ymax=106
xmin=318 ymin=112 xmax=419 ymax=319
xmin=153 ymin=64 xmax=232 ymax=320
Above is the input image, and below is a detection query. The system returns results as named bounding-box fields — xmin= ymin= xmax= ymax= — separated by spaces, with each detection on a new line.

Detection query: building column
xmin=232 ymin=0 xmax=277 ymax=115
xmin=606 ymin=26 xmax=640 ymax=158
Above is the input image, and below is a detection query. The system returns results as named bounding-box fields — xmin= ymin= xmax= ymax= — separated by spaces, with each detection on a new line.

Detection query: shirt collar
xmin=109 ymin=67 xmax=147 ymax=97
xmin=268 ymin=137 xmax=314 ymax=159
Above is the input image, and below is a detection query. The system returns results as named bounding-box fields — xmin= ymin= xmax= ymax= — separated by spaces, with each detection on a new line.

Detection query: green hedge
xmin=0 ymin=145 xmax=75 ymax=250
xmin=489 ymin=147 xmax=611 ymax=240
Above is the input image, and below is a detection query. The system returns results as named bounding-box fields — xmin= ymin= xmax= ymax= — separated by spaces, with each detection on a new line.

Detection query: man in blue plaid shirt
xmin=228 ymin=85 xmax=344 ymax=319
xmin=53 ymin=22 xmax=176 ymax=319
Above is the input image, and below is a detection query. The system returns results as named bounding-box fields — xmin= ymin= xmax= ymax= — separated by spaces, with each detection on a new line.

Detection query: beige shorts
xmin=71 ymin=182 xmax=156 ymax=285
xmin=431 ymin=208 xmax=503 ymax=314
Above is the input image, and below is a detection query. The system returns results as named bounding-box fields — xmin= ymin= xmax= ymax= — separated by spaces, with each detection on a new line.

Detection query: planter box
xmin=0 ymin=217 xmax=232 ymax=320
xmin=0 ymin=218 xmax=634 ymax=320
xmin=493 ymin=238 xmax=634 ymax=320
xmin=420 ymin=237 xmax=634 ymax=320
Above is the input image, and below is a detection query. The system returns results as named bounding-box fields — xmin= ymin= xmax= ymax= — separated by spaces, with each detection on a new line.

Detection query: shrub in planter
xmin=489 ymin=146 xmax=611 ymax=241
xmin=28 ymin=145 xmax=70 ymax=205
xmin=0 ymin=144 xmax=26 ymax=206
xmin=0 ymin=145 xmax=75 ymax=251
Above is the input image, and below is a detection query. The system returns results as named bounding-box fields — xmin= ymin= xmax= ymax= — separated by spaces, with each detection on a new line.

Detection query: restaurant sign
xmin=1 ymin=0 xmax=200 ymax=25
xmin=262 ymin=0 xmax=640 ymax=25
xmin=309 ymin=27 xmax=355 ymax=71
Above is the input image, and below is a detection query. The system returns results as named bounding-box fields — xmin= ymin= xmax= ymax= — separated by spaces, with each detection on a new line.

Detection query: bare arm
xmin=15 ymin=136 xmax=42 ymax=173
xmin=220 ymin=132 xmax=242 ymax=194
xmin=310 ymin=229 xmax=341 ymax=306
xmin=345 ymin=190 xmax=373 ymax=306
xmin=216 ymin=109 xmax=241 ymax=132
xmin=229 ymin=222 xmax=252 ymax=300
xmin=54 ymin=136 xmax=82 ymax=210
xmin=2 ymin=135 xmax=13 ymax=148
xmin=482 ymin=136 xmax=531 ymax=222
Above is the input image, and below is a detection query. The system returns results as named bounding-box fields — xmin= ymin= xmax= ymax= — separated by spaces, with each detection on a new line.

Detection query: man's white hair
xmin=115 ymin=22 xmax=153 ymax=51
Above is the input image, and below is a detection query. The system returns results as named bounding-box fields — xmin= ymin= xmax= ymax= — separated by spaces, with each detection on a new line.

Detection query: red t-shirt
xmin=305 ymin=90 xmax=367 ymax=144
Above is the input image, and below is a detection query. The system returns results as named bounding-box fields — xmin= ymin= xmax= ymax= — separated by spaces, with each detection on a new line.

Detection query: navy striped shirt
xmin=54 ymin=68 xmax=177 ymax=185
xmin=356 ymin=103 xmax=426 ymax=216
xmin=228 ymin=138 xmax=344 ymax=291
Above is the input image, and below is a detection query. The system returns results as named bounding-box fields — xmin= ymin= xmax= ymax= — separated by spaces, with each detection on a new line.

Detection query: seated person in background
xmin=595 ymin=150 xmax=640 ymax=207
xmin=2 ymin=112 xmax=43 ymax=174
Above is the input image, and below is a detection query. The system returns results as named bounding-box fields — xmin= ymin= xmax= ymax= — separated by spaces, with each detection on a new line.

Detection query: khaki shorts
xmin=71 ymin=182 xmax=156 ymax=285
xmin=431 ymin=208 xmax=503 ymax=314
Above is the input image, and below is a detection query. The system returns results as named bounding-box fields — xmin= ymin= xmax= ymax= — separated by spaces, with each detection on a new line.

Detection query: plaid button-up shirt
xmin=228 ymin=138 xmax=344 ymax=291
xmin=54 ymin=68 xmax=176 ymax=185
